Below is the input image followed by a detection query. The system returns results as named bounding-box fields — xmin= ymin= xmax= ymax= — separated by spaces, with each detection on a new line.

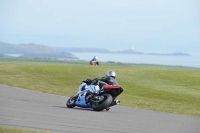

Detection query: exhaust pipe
xmin=110 ymin=100 xmax=120 ymax=107
xmin=116 ymin=100 xmax=120 ymax=104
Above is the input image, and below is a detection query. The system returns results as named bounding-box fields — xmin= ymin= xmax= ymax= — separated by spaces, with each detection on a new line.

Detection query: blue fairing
xmin=75 ymin=90 xmax=92 ymax=108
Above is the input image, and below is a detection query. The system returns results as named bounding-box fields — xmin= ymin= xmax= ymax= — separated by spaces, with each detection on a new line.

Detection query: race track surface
xmin=0 ymin=84 xmax=199 ymax=133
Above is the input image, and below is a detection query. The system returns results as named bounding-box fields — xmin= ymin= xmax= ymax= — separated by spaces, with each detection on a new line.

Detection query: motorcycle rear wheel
xmin=92 ymin=93 xmax=113 ymax=111
xmin=66 ymin=94 xmax=78 ymax=108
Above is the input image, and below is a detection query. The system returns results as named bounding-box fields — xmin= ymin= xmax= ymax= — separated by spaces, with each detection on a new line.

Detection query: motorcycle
xmin=90 ymin=61 xmax=99 ymax=66
xmin=66 ymin=78 xmax=123 ymax=111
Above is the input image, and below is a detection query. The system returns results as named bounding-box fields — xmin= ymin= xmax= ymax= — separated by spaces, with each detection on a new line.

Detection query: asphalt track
xmin=0 ymin=84 xmax=199 ymax=133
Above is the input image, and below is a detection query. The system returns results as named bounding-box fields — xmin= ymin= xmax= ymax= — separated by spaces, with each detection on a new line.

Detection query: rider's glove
xmin=83 ymin=79 xmax=92 ymax=85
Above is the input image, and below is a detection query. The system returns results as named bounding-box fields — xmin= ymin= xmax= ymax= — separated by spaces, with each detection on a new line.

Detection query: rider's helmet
xmin=106 ymin=70 xmax=116 ymax=78
xmin=94 ymin=56 xmax=97 ymax=59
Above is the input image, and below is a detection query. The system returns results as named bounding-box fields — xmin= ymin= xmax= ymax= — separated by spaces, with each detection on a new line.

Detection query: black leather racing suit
xmin=98 ymin=76 xmax=119 ymax=107
xmin=98 ymin=76 xmax=119 ymax=88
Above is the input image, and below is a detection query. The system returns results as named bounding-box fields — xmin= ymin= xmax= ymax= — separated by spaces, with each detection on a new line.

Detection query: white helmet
xmin=94 ymin=56 xmax=97 ymax=59
xmin=106 ymin=70 xmax=116 ymax=78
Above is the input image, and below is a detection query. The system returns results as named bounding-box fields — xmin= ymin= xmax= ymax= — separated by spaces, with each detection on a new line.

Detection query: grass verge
xmin=0 ymin=58 xmax=200 ymax=117
xmin=0 ymin=126 xmax=49 ymax=133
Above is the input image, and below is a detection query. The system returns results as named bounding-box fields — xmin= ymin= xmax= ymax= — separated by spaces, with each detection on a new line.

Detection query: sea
xmin=72 ymin=52 xmax=200 ymax=68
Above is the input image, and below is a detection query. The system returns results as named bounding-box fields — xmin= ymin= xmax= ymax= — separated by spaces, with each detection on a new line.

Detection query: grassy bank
xmin=0 ymin=60 xmax=200 ymax=117
xmin=0 ymin=127 xmax=49 ymax=133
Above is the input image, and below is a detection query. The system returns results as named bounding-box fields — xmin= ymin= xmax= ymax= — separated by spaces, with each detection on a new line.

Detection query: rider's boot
xmin=106 ymin=107 xmax=110 ymax=111
xmin=105 ymin=100 xmax=120 ymax=111
xmin=110 ymin=100 xmax=120 ymax=106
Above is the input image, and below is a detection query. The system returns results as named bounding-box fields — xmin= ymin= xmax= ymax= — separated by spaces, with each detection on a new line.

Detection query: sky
xmin=0 ymin=0 xmax=200 ymax=54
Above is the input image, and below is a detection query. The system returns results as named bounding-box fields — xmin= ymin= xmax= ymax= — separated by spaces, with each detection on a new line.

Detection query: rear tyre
xmin=92 ymin=93 xmax=113 ymax=111
xmin=66 ymin=94 xmax=78 ymax=108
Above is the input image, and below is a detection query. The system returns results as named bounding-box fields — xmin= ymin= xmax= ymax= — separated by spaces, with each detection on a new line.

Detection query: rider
xmin=99 ymin=70 xmax=120 ymax=110
xmin=79 ymin=70 xmax=118 ymax=92
xmin=90 ymin=56 xmax=99 ymax=66
xmin=98 ymin=70 xmax=119 ymax=87
xmin=78 ymin=70 xmax=120 ymax=110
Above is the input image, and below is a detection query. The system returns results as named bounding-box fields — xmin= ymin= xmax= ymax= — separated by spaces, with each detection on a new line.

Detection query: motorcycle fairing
xmin=75 ymin=90 xmax=92 ymax=108
xmin=102 ymin=84 xmax=123 ymax=99
xmin=103 ymin=84 xmax=121 ymax=90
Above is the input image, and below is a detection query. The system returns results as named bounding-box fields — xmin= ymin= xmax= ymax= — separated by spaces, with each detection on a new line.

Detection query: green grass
xmin=0 ymin=126 xmax=50 ymax=133
xmin=0 ymin=58 xmax=200 ymax=117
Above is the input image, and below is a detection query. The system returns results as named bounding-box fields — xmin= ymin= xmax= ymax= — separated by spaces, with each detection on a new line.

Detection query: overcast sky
xmin=0 ymin=0 xmax=199 ymax=53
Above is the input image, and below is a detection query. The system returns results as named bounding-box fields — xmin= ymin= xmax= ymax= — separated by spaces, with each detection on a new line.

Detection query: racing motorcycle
xmin=66 ymin=78 xmax=123 ymax=111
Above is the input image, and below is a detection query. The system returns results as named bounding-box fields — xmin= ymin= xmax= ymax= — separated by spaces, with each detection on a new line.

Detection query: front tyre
xmin=92 ymin=93 xmax=113 ymax=111
xmin=66 ymin=94 xmax=78 ymax=108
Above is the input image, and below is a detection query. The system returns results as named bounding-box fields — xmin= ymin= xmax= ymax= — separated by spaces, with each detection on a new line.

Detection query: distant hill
xmin=0 ymin=41 xmax=78 ymax=59
xmin=0 ymin=41 xmax=16 ymax=53
xmin=57 ymin=46 xmax=190 ymax=56
xmin=117 ymin=49 xmax=190 ymax=56
xmin=55 ymin=47 xmax=190 ymax=56
xmin=17 ymin=43 xmax=57 ymax=54
xmin=146 ymin=52 xmax=191 ymax=56
xmin=0 ymin=41 xmax=191 ymax=59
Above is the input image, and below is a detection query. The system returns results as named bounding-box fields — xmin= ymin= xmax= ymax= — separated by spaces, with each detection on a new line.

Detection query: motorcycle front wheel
xmin=92 ymin=93 xmax=113 ymax=111
xmin=66 ymin=94 xmax=78 ymax=108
